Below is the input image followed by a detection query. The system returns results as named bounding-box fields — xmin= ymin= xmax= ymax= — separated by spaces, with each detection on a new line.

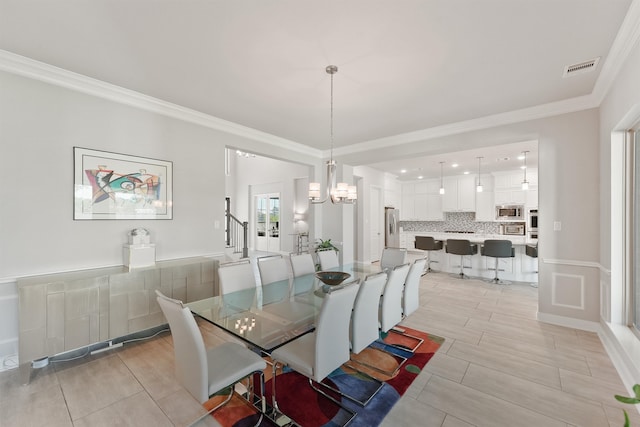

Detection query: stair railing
xmin=225 ymin=198 xmax=249 ymax=259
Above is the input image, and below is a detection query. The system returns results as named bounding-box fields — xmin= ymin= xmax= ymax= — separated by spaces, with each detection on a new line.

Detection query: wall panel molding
xmin=551 ymin=272 xmax=586 ymax=310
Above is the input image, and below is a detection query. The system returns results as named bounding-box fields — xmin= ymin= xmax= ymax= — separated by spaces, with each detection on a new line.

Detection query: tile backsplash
xmin=400 ymin=212 xmax=501 ymax=234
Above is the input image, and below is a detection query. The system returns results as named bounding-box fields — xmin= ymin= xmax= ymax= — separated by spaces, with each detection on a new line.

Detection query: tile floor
xmin=1 ymin=272 xmax=638 ymax=427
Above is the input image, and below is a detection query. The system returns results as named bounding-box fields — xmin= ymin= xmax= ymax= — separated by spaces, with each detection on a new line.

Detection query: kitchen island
xmin=402 ymin=232 xmax=538 ymax=283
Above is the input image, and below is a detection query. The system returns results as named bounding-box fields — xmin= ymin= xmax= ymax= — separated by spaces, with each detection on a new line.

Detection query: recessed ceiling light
xmin=463 ymin=171 xmax=470 ymax=175
xmin=517 ymin=155 xmax=525 ymax=160
xmin=452 ymin=163 xmax=459 ymax=168
xmin=418 ymin=175 xmax=423 ymax=179
xmin=400 ymin=169 xmax=407 ymax=174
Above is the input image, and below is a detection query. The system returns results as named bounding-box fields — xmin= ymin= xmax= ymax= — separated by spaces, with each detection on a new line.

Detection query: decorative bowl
xmin=315 ymin=271 xmax=351 ymax=286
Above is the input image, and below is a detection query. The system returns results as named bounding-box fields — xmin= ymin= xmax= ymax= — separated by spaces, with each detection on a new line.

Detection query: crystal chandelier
xmin=308 ymin=65 xmax=357 ymax=204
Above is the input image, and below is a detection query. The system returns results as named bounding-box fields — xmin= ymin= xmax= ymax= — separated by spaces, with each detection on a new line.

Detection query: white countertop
xmin=407 ymin=232 xmax=537 ymax=246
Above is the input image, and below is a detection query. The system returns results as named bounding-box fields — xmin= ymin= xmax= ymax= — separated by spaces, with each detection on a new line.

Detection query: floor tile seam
xmin=447 ymin=344 xmax=564 ymax=391
xmin=459 ymin=365 xmax=609 ymax=426
xmin=557 ymin=370 xmax=624 ymax=414
xmin=465 ymin=320 xmax=561 ymax=344
xmin=419 ymin=374 xmax=564 ymax=427
xmin=72 ymin=389 xmax=157 ymax=423
xmin=558 ymin=366 xmax=629 ymax=393
xmin=478 ymin=333 xmax=591 ymax=374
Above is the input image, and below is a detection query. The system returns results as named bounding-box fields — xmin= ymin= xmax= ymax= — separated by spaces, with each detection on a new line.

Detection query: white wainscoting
xmin=551 ymin=272 xmax=585 ymax=310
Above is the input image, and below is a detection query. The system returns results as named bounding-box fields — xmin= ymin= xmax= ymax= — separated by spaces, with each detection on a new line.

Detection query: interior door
xmin=370 ymin=186 xmax=383 ymax=262
xmin=255 ymin=193 xmax=280 ymax=252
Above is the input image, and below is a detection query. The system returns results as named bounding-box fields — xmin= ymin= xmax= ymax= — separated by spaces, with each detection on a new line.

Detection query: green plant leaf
xmin=634 ymin=383 xmax=640 ymax=399
xmin=615 ymin=395 xmax=640 ymax=404
xmin=623 ymin=409 xmax=630 ymax=427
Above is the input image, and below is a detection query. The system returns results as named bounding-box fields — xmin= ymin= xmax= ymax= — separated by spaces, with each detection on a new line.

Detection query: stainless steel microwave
xmin=496 ymin=205 xmax=525 ymax=220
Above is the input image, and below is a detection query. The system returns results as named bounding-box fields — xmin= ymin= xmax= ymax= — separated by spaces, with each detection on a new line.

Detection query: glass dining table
xmin=186 ymin=262 xmax=382 ymax=353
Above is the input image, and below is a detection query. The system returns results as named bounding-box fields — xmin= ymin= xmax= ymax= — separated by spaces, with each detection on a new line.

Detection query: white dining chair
xmin=346 ymin=271 xmax=387 ymax=406
xmin=155 ymin=290 xmax=267 ymax=425
xmin=218 ymin=260 xmax=257 ymax=295
xmin=257 ymin=255 xmax=290 ymax=286
xmin=403 ymin=257 xmax=426 ymax=318
xmin=380 ymin=247 xmax=408 ymax=271
xmin=270 ymin=283 xmax=359 ymax=424
xmin=290 ymin=253 xmax=316 ymax=277
xmin=316 ymin=249 xmax=339 ymax=270
xmin=289 ymin=253 xmax=316 ymax=295
xmin=379 ymin=263 xmax=410 ymax=333
xmin=351 ymin=272 xmax=387 ymax=355
xmin=395 ymin=258 xmax=427 ymax=353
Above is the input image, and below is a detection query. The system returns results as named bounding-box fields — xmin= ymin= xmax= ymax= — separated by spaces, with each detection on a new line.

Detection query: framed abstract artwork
xmin=74 ymin=147 xmax=173 ymax=220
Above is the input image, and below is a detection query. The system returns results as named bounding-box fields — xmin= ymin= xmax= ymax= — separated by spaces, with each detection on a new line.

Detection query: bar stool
xmin=445 ymin=239 xmax=478 ymax=279
xmin=481 ymin=239 xmax=515 ymax=285
xmin=526 ymin=242 xmax=539 ymax=288
xmin=414 ymin=236 xmax=444 ymax=272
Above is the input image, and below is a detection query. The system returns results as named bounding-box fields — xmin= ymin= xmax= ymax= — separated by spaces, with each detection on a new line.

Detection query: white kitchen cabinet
xmin=475 ymin=191 xmax=495 ymax=221
xmin=443 ymin=175 xmax=476 ymax=212
xmin=401 ymin=196 xmax=415 ymax=220
xmin=495 ymin=189 xmax=526 ymax=205
xmin=526 ymin=188 xmax=538 ymax=209
xmin=401 ymin=179 xmax=443 ymax=220
xmin=425 ymin=194 xmax=444 ymax=220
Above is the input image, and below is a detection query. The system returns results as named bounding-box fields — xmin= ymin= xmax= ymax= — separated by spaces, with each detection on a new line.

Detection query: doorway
xmin=255 ymin=193 xmax=280 ymax=252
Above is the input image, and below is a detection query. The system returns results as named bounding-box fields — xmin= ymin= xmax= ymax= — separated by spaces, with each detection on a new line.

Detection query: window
xmin=631 ymin=129 xmax=640 ymax=337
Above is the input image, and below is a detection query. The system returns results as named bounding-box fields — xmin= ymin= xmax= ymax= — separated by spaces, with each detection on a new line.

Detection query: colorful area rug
xmin=204 ymin=326 xmax=444 ymax=427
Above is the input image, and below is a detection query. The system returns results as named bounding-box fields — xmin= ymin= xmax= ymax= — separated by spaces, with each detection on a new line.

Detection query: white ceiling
xmin=0 ymin=0 xmax=633 ymax=177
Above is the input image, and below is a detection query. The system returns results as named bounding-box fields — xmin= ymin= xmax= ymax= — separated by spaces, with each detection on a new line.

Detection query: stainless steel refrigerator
xmin=385 ymin=207 xmax=400 ymax=247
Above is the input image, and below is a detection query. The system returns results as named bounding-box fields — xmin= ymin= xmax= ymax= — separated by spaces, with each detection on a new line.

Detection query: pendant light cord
xmin=328 ymin=65 xmax=336 ymax=162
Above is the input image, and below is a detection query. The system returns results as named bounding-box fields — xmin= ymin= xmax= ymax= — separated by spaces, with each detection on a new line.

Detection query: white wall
xmin=352 ymin=165 xmax=387 ymax=263
xmin=0 ymin=71 xmax=230 ymax=278
xmin=0 ymin=69 xmax=320 ymax=362
xmin=345 ymin=109 xmax=602 ymax=323
xmin=598 ymin=24 xmax=640 ymax=386
xmin=229 ymin=154 xmax=311 ymax=253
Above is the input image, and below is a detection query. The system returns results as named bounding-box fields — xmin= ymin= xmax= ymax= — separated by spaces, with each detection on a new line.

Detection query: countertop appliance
xmin=528 ymin=209 xmax=538 ymax=239
xmin=385 ymin=207 xmax=400 ymax=247
xmin=500 ymin=223 xmax=526 ymax=236
xmin=496 ymin=205 xmax=525 ymax=221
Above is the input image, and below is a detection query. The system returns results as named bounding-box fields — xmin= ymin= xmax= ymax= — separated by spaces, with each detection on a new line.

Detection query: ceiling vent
xmin=563 ymin=57 xmax=600 ymax=78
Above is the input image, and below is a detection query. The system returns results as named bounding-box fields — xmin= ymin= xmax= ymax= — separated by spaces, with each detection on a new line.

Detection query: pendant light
xmin=521 ymin=150 xmax=529 ymax=190
xmin=476 ymin=156 xmax=484 ymax=193
xmin=439 ymin=162 xmax=445 ymax=194
xmin=308 ymin=65 xmax=357 ymax=204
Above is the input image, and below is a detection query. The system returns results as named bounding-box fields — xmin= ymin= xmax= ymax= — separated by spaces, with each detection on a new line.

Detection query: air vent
xmin=563 ymin=57 xmax=600 ymax=78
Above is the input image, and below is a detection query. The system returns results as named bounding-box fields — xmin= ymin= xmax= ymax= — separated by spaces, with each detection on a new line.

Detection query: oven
xmin=500 ymin=223 xmax=525 ymax=236
xmin=495 ymin=205 xmax=525 ymax=220
xmin=529 ymin=209 xmax=538 ymax=239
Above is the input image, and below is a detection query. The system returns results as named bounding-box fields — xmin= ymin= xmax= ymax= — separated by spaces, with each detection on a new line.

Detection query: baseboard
xmin=599 ymin=321 xmax=640 ymax=394
xmin=536 ymin=312 xmax=602 ymax=332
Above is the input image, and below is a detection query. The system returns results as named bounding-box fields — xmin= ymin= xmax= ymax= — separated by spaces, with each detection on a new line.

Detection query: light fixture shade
xmin=347 ymin=186 xmax=357 ymax=200
xmin=521 ymin=181 xmax=529 ymax=190
xmin=308 ymin=182 xmax=321 ymax=201
xmin=307 ymin=65 xmax=357 ymax=205
xmin=476 ymin=184 xmax=483 ymax=193
xmin=439 ymin=187 xmax=445 ymax=195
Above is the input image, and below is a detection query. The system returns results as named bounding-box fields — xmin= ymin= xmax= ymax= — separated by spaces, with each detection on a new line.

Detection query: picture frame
xmin=74 ymin=147 xmax=173 ymax=220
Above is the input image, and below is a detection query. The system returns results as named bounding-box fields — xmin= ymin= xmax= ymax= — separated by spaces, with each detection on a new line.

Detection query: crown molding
xmin=334 ymin=94 xmax=598 ymax=157
xmin=3 ymin=0 xmax=640 ymax=162
xmin=335 ymin=0 xmax=640 ymax=158
xmin=0 ymin=50 xmax=321 ymax=159
xmin=592 ymin=0 xmax=640 ymax=104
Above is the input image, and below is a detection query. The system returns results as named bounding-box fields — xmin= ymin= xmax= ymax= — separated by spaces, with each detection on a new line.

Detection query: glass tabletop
xmin=186 ymin=263 xmax=382 ymax=353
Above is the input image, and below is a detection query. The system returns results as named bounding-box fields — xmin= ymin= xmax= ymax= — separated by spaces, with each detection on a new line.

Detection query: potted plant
xmin=315 ymin=238 xmax=339 ymax=253
xmin=314 ymin=238 xmax=339 ymax=271
xmin=615 ymin=384 xmax=640 ymax=427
